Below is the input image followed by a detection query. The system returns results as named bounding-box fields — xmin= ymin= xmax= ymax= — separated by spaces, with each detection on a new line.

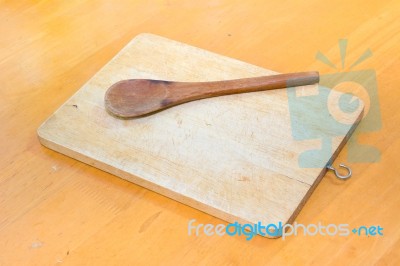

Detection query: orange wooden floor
xmin=1 ymin=1 xmax=399 ymax=265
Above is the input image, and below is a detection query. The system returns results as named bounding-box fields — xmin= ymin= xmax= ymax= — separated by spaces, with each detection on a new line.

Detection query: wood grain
xmin=37 ymin=33 xmax=361 ymax=237
xmin=0 ymin=1 xmax=399 ymax=265
xmin=104 ymin=71 xmax=319 ymax=118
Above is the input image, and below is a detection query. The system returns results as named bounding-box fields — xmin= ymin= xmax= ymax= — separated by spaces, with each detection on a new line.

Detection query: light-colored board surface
xmin=37 ymin=33 xmax=363 ymax=233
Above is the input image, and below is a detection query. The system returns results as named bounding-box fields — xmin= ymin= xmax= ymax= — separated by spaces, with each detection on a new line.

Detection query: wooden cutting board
xmin=38 ymin=33 xmax=363 ymax=237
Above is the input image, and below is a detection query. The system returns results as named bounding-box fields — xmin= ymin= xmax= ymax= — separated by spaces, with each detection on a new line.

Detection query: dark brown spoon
xmin=104 ymin=71 xmax=319 ymax=118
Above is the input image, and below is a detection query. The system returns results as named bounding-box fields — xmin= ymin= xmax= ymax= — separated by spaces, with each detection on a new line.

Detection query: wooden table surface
xmin=1 ymin=1 xmax=399 ymax=265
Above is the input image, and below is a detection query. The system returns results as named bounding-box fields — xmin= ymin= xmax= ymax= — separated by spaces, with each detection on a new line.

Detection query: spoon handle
xmin=167 ymin=71 xmax=319 ymax=103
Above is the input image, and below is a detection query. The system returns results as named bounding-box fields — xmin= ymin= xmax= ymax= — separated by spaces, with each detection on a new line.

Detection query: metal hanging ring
xmin=327 ymin=163 xmax=352 ymax=180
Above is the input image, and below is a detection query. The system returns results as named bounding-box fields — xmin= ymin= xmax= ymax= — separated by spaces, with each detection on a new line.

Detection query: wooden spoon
xmin=105 ymin=71 xmax=319 ymax=118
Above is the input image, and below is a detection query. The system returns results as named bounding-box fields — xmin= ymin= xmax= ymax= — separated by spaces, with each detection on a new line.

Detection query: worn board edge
xmin=37 ymin=33 xmax=364 ymax=238
xmin=286 ymin=109 xmax=363 ymax=225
